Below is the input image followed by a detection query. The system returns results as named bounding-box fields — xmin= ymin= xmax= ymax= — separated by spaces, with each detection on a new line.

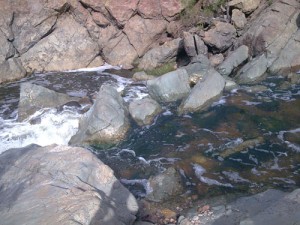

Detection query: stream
xmin=0 ymin=65 xmax=299 ymax=200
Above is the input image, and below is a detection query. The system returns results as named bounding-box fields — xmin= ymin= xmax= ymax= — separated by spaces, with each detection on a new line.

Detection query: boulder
xmin=129 ymin=97 xmax=162 ymax=126
xmin=138 ymin=38 xmax=183 ymax=70
xmin=231 ymin=9 xmax=247 ymax=30
xmin=228 ymin=0 xmax=261 ymax=14
xmin=209 ymin=53 xmax=224 ymax=67
xmin=218 ymin=45 xmax=249 ymax=76
xmin=69 ymin=84 xmax=130 ymax=147
xmin=203 ymin=21 xmax=236 ymax=53
xmin=18 ymin=83 xmax=80 ymax=121
xmin=0 ymin=144 xmax=138 ymax=225
xmin=20 ymin=14 xmax=99 ymax=73
xmin=132 ymin=71 xmax=156 ymax=81
xmin=183 ymin=32 xmax=208 ymax=58
xmin=146 ymin=68 xmax=191 ymax=103
xmin=124 ymin=15 xmax=167 ymax=57
xmin=178 ymin=68 xmax=225 ymax=114
xmin=146 ymin=167 xmax=183 ymax=202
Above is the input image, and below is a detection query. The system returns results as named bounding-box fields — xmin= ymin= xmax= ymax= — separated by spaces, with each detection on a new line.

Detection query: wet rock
xmin=20 ymin=14 xmax=99 ymax=73
xmin=231 ymin=9 xmax=247 ymax=30
xmin=0 ymin=144 xmax=138 ymax=225
xmin=146 ymin=167 xmax=183 ymax=202
xmin=228 ymin=0 xmax=261 ymax=14
xmin=178 ymin=68 xmax=225 ymax=114
xmin=132 ymin=71 xmax=156 ymax=81
xmin=138 ymin=38 xmax=183 ymax=70
xmin=124 ymin=15 xmax=167 ymax=57
xmin=225 ymin=79 xmax=239 ymax=91
xmin=129 ymin=97 xmax=162 ymax=126
xmin=69 ymin=84 xmax=129 ymax=148
xmin=218 ymin=45 xmax=249 ymax=76
xmin=209 ymin=53 xmax=224 ymax=67
xmin=18 ymin=83 xmax=80 ymax=121
xmin=203 ymin=21 xmax=236 ymax=53
xmin=183 ymin=32 xmax=208 ymax=58
xmin=146 ymin=68 xmax=191 ymax=103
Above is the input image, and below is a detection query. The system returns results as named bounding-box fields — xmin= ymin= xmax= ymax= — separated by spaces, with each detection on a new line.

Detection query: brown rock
xmin=124 ymin=15 xmax=167 ymax=57
xmin=91 ymin=11 xmax=110 ymax=27
xmin=232 ymin=9 xmax=247 ymax=29
xmin=209 ymin=53 xmax=224 ymax=67
xmin=228 ymin=0 xmax=261 ymax=14
xmin=138 ymin=0 xmax=162 ymax=19
xmin=160 ymin=0 xmax=183 ymax=21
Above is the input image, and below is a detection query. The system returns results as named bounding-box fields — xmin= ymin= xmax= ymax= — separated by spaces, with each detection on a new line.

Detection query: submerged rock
xmin=129 ymin=97 xmax=162 ymax=126
xmin=18 ymin=82 xmax=80 ymax=121
xmin=0 ymin=144 xmax=138 ymax=225
xmin=69 ymin=84 xmax=129 ymax=148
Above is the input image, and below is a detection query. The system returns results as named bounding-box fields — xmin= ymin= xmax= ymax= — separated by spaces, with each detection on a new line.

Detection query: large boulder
xmin=183 ymin=32 xmax=208 ymax=58
xmin=178 ymin=68 xmax=226 ymax=114
xmin=129 ymin=97 xmax=162 ymax=126
xmin=0 ymin=144 xmax=138 ymax=225
xmin=203 ymin=21 xmax=236 ymax=53
xmin=18 ymin=83 xmax=80 ymax=121
xmin=146 ymin=68 xmax=191 ymax=103
xmin=138 ymin=38 xmax=183 ymax=70
xmin=69 ymin=84 xmax=130 ymax=147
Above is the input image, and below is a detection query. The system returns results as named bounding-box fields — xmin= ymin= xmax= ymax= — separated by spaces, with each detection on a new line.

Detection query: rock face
xmin=228 ymin=0 xmax=261 ymax=14
xmin=69 ymin=84 xmax=129 ymax=147
xmin=183 ymin=32 xmax=208 ymax=58
xmin=138 ymin=38 xmax=183 ymax=70
xmin=0 ymin=144 xmax=139 ymax=225
xmin=146 ymin=68 xmax=191 ymax=103
xmin=231 ymin=9 xmax=247 ymax=30
xmin=18 ymin=83 xmax=80 ymax=121
xmin=129 ymin=98 xmax=162 ymax=126
xmin=235 ymin=0 xmax=300 ymax=83
xmin=146 ymin=167 xmax=183 ymax=202
xmin=179 ymin=68 xmax=225 ymax=114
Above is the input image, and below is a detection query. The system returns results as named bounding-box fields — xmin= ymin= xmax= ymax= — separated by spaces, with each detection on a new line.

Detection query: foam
xmin=66 ymin=63 xmax=120 ymax=72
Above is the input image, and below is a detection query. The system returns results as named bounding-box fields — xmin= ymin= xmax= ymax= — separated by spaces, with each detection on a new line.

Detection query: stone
xmin=224 ymin=79 xmax=239 ymax=91
xmin=20 ymin=15 xmax=99 ymax=73
xmin=209 ymin=53 xmax=224 ymax=67
xmin=0 ymin=58 xmax=26 ymax=84
xmin=132 ymin=71 xmax=156 ymax=81
xmin=69 ymin=84 xmax=130 ymax=148
xmin=160 ymin=0 xmax=183 ymax=21
xmin=178 ymin=68 xmax=225 ymax=114
xmin=91 ymin=11 xmax=110 ymax=27
xmin=87 ymin=56 xmax=105 ymax=68
xmin=231 ymin=9 xmax=247 ymax=29
xmin=146 ymin=68 xmax=191 ymax=103
xmin=228 ymin=0 xmax=261 ymax=14
xmin=129 ymin=97 xmax=162 ymax=126
xmin=183 ymin=32 xmax=208 ymax=58
xmin=138 ymin=0 xmax=162 ymax=19
xmin=203 ymin=21 xmax=236 ymax=53
xmin=218 ymin=45 xmax=249 ymax=76
xmin=124 ymin=15 xmax=167 ymax=57
xmin=0 ymin=144 xmax=139 ymax=225
xmin=0 ymin=30 xmax=15 ymax=62
xmin=18 ymin=83 xmax=80 ymax=121
xmin=146 ymin=167 xmax=183 ymax=202
xmin=138 ymin=38 xmax=183 ymax=70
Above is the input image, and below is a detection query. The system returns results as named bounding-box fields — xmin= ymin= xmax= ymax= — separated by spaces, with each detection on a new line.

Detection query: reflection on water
xmin=0 ymin=70 xmax=299 ymax=200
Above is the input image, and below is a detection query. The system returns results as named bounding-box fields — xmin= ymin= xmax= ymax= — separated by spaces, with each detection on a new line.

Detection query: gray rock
xmin=134 ymin=221 xmax=155 ymax=225
xmin=231 ymin=9 xmax=247 ymax=30
xmin=183 ymin=32 xmax=208 ymax=58
xmin=228 ymin=0 xmax=261 ymax=14
xmin=18 ymin=83 xmax=79 ymax=121
xmin=146 ymin=167 xmax=183 ymax=202
xmin=129 ymin=98 xmax=162 ymax=126
xmin=178 ymin=68 xmax=225 ymax=114
xmin=146 ymin=68 xmax=191 ymax=103
xmin=69 ymin=84 xmax=129 ymax=148
xmin=203 ymin=22 xmax=236 ymax=53
xmin=138 ymin=38 xmax=183 ymax=70
xmin=224 ymin=79 xmax=239 ymax=91
xmin=132 ymin=71 xmax=156 ymax=81
xmin=0 ymin=58 xmax=26 ymax=84
xmin=218 ymin=45 xmax=249 ymax=76
xmin=209 ymin=53 xmax=224 ymax=67
xmin=0 ymin=144 xmax=139 ymax=225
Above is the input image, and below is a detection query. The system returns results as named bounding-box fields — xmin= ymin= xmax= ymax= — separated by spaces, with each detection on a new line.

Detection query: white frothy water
xmin=66 ymin=63 xmax=120 ymax=72
xmin=0 ymin=108 xmax=80 ymax=154
xmin=278 ymin=128 xmax=300 ymax=152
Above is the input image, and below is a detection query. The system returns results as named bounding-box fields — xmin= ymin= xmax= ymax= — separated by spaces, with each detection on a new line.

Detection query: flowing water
xmin=0 ymin=66 xmax=299 ymax=200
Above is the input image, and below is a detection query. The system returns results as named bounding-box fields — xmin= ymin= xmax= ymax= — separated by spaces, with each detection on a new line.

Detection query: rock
xmin=231 ymin=9 xmax=247 ymax=30
xmin=20 ymin=14 xmax=99 ymax=73
xmin=129 ymin=97 xmax=162 ymax=126
xmin=183 ymin=32 xmax=208 ymax=58
xmin=134 ymin=221 xmax=155 ymax=225
xmin=132 ymin=71 xmax=156 ymax=81
xmin=69 ymin=84 xmax=129 ymax=148
xmin=160 ymin=0 xmax=183 ymax=21
xmin=124 ymin=15 xmax=167 ymax=57
xmin=209 ymin=53 xmax=224 ymax=67
xmin=18 ymin=83 xmax=80 ymax=121
xmin=0 ymin=144 xmax=138 ymax=225
xmin=146 ymin=167 xmax=183 ymax=202
xmin=228 ymin=0 xmax=261 ymax=14
xmin=0 ymin=58 xmax=26 ymax=84
xmin=138 ymin=38 xmax=183 ymax=70
xmin=225 ymin=79 xmax=239 ymax=91
xmin=87 ymin=56 xmax=105 ymax=68
xmin=146 ymin=68 xmax=191 ymax=103
xmin=0 ymin=30 xmax=14 ymax=62
xmin=91 ymin=11 xmax=111 ymax=27
xmin=218 ymin=45 xmax=249 ymax=76
xmin=178 ymin=68 xmax=225 ymax=114
xmin=243 ymin=85 xmax=269 ymax=93
xmin=203 ymin=21 xmax=236 ymax=53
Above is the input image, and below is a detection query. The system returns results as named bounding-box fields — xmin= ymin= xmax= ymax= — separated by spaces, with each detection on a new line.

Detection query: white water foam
xmin=222 ymin=171 xmax=250 ymax=183
xmin=66 ymin=63 xmax=121 ymax=72
xmin=278 ymin=128 xmax=300 ymax=152
xmin=120 ymin=178 xmax=153 ymax=196
xmin=0 ymin=108 xmax=80 ymax=154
